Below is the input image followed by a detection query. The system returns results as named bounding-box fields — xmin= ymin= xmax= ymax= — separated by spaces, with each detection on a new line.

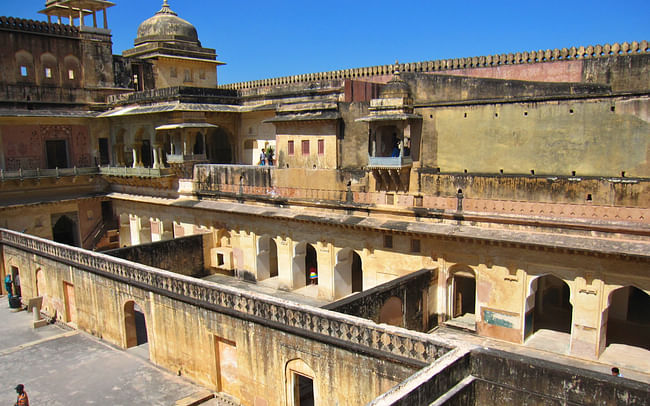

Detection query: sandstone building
xmin=0 ymin=1 xmax=649 ymax=404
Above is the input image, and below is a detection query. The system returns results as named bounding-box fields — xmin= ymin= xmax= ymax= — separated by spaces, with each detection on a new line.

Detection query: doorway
xmin=606 ymin=286 xmax=650 ymax=351
xmin=46 ymin=140 xmax=68 ymax=169
xmin=294 ymin=374 xmax=314 ymax=406
xmin=52 ymin=214 xmax=78 ymax=246
xmin=98 ymin=138 xmax=110 ymax=165
xmin=305 ymin=244 xmax=318 ymax=286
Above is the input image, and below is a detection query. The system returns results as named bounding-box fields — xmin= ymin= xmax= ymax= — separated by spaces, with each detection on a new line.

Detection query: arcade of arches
xmin=114 ymin=206 xmax=650 ymax=363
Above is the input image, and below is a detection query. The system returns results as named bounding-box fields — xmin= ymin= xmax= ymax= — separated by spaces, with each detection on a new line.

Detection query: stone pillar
xmin=129 ymin=214 xmax=140 ymax=246
xmin=161 ymin=220 xmax=174 ymax=241
xmin=152 ymin=147 xmax=160 ymax=169
xmin=118 ymin=213 xmax=131 ymax=247
xmin=131 ymin=147 xmax=138 ymax=168
xmin=139 ymin=217 xmax=152 ymax=244
xmin=182 ymin=133 xmax=189 ymax=156
xmin=569 ymin=278 xmax=602 ymax=360
xmin=276 ymin=237 xmax=294 ymax=290
xmin=158 ymin=146 xmax=165 ymax=168
xmin=103 ymin=8 xmax=108 ymax=29
xmin=79 ymin=9 xmax=84 ymax=27
xmin=317 ymin=242 xmax=334 ymax=300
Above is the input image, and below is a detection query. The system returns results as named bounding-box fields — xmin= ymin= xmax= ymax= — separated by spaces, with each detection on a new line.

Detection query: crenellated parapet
xmin=221 ymin=41 xmax=649 ymax=90
xmin=0 ymin=228 xmax=452 ymax=366
xmin=0 ymin=16 xmax=79 ymax=38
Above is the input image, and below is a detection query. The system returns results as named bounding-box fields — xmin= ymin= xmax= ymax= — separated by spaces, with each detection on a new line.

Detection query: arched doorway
xmin=256 ymin=235 xmax=279 ymax=281
xmin=305 ymin=244 xmax=318 ymax=286
xmin=447 ymin=266 xmax=476 ymax=329
xmin=193 ymin=132 xmax=205 ymax=155
xmin=124 ymin=300 xmax=148 ymax=353
xmin=52 ymin=214 xmax=78 ymax=246
xmin=285 ymin=359 xmax=316 ymax=406
xmin=205 ymin=128 xmax=233 ymax=163
xmin=606 ymin=286 xmax=650 ymax=351
xmin=379 ymin=296 xmax=403 ymax=327
xmin=529 ymin=275 xmax=572 ymax=335
xmin=333 ymin=249 xmax=363 ymax=298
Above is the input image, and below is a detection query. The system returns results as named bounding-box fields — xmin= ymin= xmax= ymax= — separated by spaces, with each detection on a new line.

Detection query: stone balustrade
xmin=0 ymin=167 xmax=98 ymax=180
xmin=99 ymin=166 xmax=173 ymax=178
xmin=220 ymin=41 xmax=649 ymax=90
xmin=0 ymin=228 xmax=451 ymax=365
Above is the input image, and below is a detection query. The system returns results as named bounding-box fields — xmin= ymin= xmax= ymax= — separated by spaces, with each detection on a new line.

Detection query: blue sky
xmin=3 ymin=0 xmax=649 ymax=84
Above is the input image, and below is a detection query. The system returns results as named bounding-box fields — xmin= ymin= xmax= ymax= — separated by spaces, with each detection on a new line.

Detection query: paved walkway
xmin=0 ymin=296 xmax=214 ymax=405
xmin=202 ymin=274 xmax=329 ymax=307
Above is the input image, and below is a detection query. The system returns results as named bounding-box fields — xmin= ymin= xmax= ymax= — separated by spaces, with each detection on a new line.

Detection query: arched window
xmin=15 ymin=50 xmax=35 ymax=83
xmin=40 ymin=52 xmax=58 ymax=85
xmin=63 ymin=55 xmax=82 ymax=87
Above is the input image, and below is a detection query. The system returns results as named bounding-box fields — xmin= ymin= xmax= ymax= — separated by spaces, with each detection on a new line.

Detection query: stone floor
xmin=202 ymin=274 xmax=329 ymax=307
xmin=433 ymin=325 xmax=650 ymax=384
xmin=0 ymin=295 xmax=215 ymax=406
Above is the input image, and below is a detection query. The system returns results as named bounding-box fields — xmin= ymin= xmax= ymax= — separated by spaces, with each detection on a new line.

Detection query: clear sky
xmin=2 ymin=0 xmax=649 ymax=85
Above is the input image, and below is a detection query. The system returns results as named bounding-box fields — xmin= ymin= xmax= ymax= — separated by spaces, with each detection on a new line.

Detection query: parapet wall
xmin=221 ymin=41 xmax=649 ymax=90
xmin=0 ymin=16 xmax=79 ymax=38
xmin=0 ymin=228 xmax=451 ymax=366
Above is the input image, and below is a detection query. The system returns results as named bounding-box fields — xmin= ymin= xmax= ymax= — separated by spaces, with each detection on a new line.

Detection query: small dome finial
xmin=158 ymin=0 xmax=177 ymax=16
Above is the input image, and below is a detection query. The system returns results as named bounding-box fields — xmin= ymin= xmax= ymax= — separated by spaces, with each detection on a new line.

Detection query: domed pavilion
xmin=122 ymin=0 xmax=224 ymax=88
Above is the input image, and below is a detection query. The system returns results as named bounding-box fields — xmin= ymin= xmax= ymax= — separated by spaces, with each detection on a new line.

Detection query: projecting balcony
xmin=367 ymin=155 xmax=413 ymax=169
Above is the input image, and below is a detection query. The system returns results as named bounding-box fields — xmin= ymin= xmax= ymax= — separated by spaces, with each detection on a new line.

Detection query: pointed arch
xmin=605 ymin=285 xmax=650 ymax=351
xmin=124 ymin=300 xmax=148 ymax=350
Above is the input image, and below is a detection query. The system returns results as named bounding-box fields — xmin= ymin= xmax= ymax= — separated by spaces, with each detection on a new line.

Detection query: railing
xmin=0 ymin=228 xmax=452 ymax=366
xmin=0 ymin=167 xmax=98 ymax=180
xmin=106 ymin=86 xmax=238 ymax=105
xmin=99 ymin=166 xmax=173 ymax=178
xmin=368 ymin=156 xmax=413 ymax=168
xmin=220 ymin=40 xmax=649 ymax=90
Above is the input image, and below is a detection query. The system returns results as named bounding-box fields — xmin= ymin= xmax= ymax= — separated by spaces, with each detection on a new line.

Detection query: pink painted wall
xmin=2 ymin=124 xmax=91 ymax=170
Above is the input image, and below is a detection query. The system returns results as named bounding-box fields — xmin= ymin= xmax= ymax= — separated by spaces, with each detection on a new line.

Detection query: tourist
xmin=14 ymin=384 xmax=29 ymax=406
xmin=265 ymin=147 xmax=274 ymax=166
xmin=4 ymin=273 xmax=12 ymax=298
xmin=309 ymin=268 xmax=318 ymax=285
xmin=259 ymin=148 xmax=266 ymax=165
xmin=611 ymin=367 xmax=622 ymax=377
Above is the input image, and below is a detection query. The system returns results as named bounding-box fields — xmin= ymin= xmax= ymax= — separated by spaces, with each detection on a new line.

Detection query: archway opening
xmin=256 ymin=236 xmax=279 ymax=281
xmin=606 ymin=286 xmax=650 ymax=351
xmin=206 ymin=128 xmax=233 ymax=163
xmin=351 ymin=251 xmax=362 ymax=293
xmin=452 ymin=274 xmax=475 ymax=318
xmin=52 ymin=215 xmax=77 ymax=246
xmin=124 ymin=301 xmax=148 ymax=355
xmin=305 ymin=244 xmax=318 ymax=286
xmin=140 ymin=139 xmax=153 ymax=168
xmin=532 ymin=275 xmax=572 ymax=334
xmin=269 ymin=239 xmax=278 ymax=278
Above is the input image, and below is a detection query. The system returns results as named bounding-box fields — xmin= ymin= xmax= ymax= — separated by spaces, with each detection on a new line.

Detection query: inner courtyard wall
xmin=1 ymin=234 xmax=433 ymax=405
xmin=112 ymin=197 xmax=650 ymax=360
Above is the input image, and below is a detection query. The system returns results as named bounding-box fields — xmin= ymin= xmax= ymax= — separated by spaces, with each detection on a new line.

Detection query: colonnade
xmin=117 ymin=211 xmax=650 ymax=362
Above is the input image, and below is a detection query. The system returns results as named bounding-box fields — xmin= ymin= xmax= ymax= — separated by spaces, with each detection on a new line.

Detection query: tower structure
xmin=122 ymin=0 xmax=225 ymax=89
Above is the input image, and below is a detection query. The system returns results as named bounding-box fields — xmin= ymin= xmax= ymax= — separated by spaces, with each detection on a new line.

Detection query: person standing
xmin=259 ymin=148 xmax=266 ymax=166
xmin=4 ymin=274 xmax=12 ymax=298
xmin=15 ymin=384 xmax=29 ymax=406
